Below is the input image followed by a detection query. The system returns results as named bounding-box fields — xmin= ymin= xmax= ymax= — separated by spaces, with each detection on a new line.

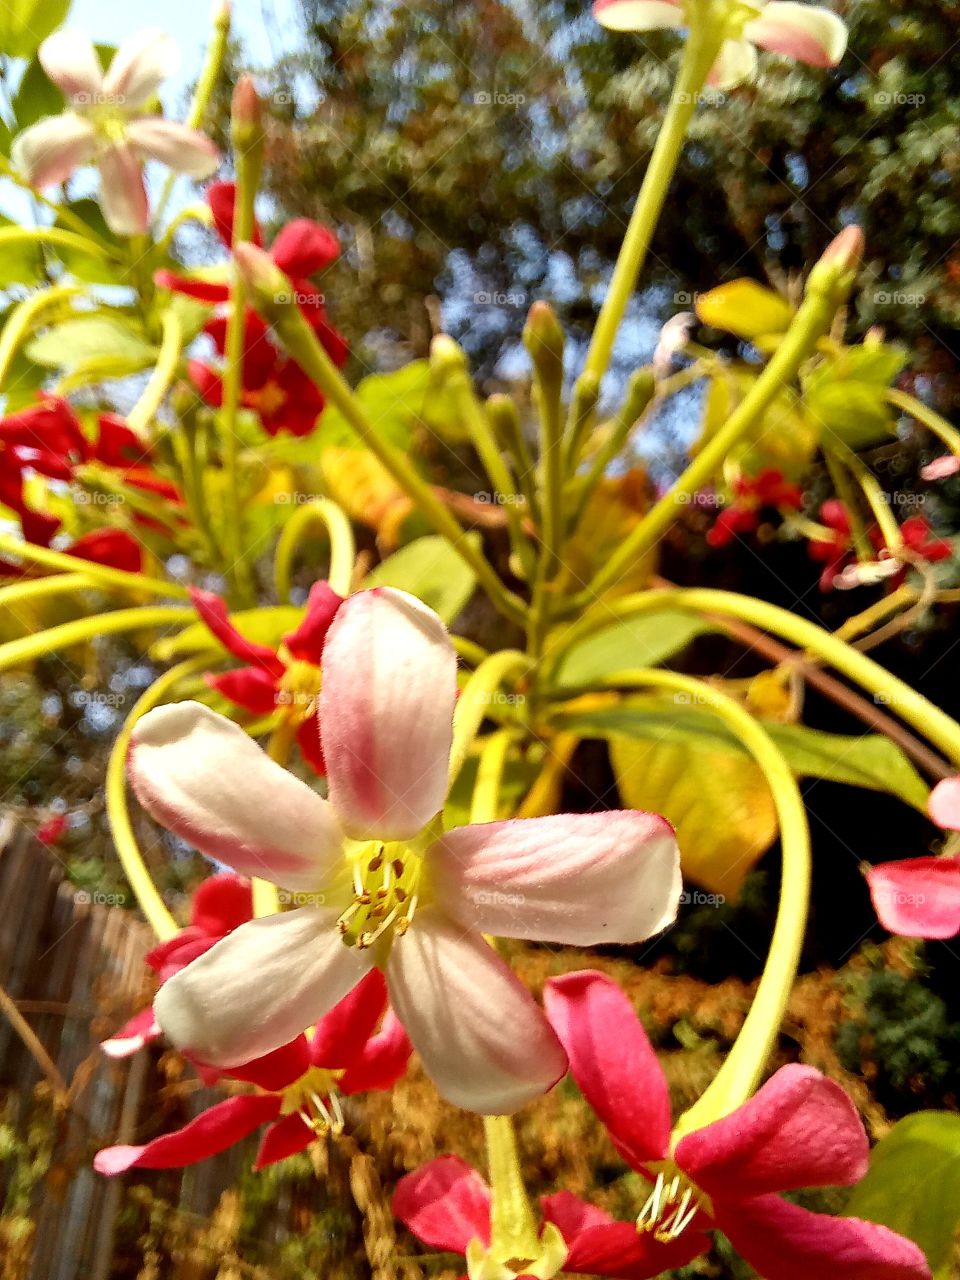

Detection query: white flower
xmin=11 ymin=29 xmax=220 ymax=236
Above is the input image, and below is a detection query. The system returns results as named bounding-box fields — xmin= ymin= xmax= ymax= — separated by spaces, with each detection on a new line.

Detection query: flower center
xmin=636 ymin=1168 xmax=705 ymax=1242
xmin=337 ymin=843 xmax=422 ymax=951
xmin=249 ymin=379 xmax=288 ymax=417
xmin=280 ymin=1065 xmax=345 ymax=1135
xmin=276 ymin=657 xmax=322 ymax=726
xmin=465 ymin=1223 xmax=568 ymax=1280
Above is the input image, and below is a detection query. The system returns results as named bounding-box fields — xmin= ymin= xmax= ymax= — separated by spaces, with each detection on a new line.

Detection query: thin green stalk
xmin=830 ymin=439 xmax=902 ymax=552
xmin=0 ymin=533 xmax=190 ymax=598
xmin=126 ymin=310 xmax=183 ymax=439
xmin=824 ymin=447 xmax=872 ymax=562
xmin=274 ymin=497 xmax=356 ymax=599
xmin=483 ymin=1116 xmax=542 ymax=1263
xmin=0 ymin=607 xmax=192 ymax=671
xmin=469 ymin=727 xmax=514 ymax=824
xmin=888 ymin=387 xmax=960 ymax=457
xmin=449 ymin=650 xmax=530 ymax=787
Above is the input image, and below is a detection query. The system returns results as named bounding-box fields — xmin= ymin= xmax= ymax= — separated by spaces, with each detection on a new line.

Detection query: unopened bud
xmin=807 ymin=224 xmax=864 ymax=299
xmin=523 ymin=301 xmax=565 ymax=375
xmin=430 ymin=333 xmax=469 ymax=374
xmin=233 ymin=241 xmax=291 ymax=321
xmin=231 ymin=75 xmax=264 ymax=154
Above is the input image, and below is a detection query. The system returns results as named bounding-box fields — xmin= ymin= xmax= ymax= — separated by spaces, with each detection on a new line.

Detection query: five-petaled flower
xmin=190 ymin=581 xmax=342 ymax=774
xmin=867 ymin=775 xmax=960 ymax=940
xmin=543 ymin=970 xmax=931 ymax=1280
xmin=102 ymin=873 xmax=254 ymax=1059
xmin=394 ymin=1155 xmax=700 ymax=1279
xmin=127 ymin=587 xmax=681 ymax=1114
xmin=95 ymin=969 xmax=410 ymax=1174
xmin=593 ymin=0 xmax=847 ymax=91
xmin=11 ymin=29 xmax=219 ymax=236
xmin=706 ymin=467 xmax=804 ymax=548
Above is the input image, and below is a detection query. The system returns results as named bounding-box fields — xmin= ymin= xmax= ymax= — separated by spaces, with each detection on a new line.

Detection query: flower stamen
xmin=637 ymin=1170 xmax=703 ymax=1242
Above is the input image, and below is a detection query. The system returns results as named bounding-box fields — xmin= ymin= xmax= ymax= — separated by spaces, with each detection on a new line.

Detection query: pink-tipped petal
xmin=154 ymin=907 xmax=374 ymax=1068
xmin=866 ymin=856 xmax=960 ymax=940
xmin=271 ymin=219 xmax=340 ymax=278
xmin=393 ymin=1156 xmax=492 ymax=1253
xmin=309 ymin=968 xmax=388 ymax=1069
xmin=429 ymin=811 xmax=681 ymax=945
xmin=544 ymin=971 xmax=671 ymax=1169
xmin=296 ymin=714 xmax=326 ymax=776
xmin=97 ymin=143 xmax=149 ymax=236
xmin=929 ymin=776 xmax=960 ymax=831
xmin=283 ymin=581 xmax=342 ymax=663
xmin=102 ymin=28 xmax=179 ymax=108
xmin=921 ymin=455 xmax=960 ymax=481
xmin=94 ymin=1094 xmax=279 ymax=1175
xmin=675 ymin=1065 xmax=868 ymax=1198
xmin=206 ymin=667 xmax=280 ymax=715
xmin=708 ymin=38 xmax=758 ymax=89
xmin=38 ymin=30 xmax=104 ymax=100
xmin=339 ymin=1010 xmax=412 ymax=1094
xmin=716 ymin=1195 xmax=932 ymax=1280
xmin=127 ymin=118 xmax=220 ymax=177
xmin=320 ymin=588 xmax=457 ymax=841
xmin=101 ymin=1006 xmax=160 ymax=1058
xmin=11 ymin=113 xmax=97 ymax=187
xmin=592 ymin=0 xmax=684 ymax=31
xmin=386 ymin=907 xmax=567 ymax=1114
xmin=745 ymin=2 xmax=848 ymax=67
xmin=254 ymin=1112 xmax=315 ymax=1169
xmin=128 ymin=701 xmax=344 ymax=891
xmin=189 ymin=587 xmax=285 ymax=673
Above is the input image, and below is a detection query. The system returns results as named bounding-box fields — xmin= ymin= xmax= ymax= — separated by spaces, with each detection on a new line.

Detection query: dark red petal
xmin=254 ymin=1112 xmax=315 ymax=1169
xmin=94 ymin=413 xmax=148 ymax=467
xmin=188 ymin=359 xmax=224 ymax=406
xmin=393 ymin=1156 xmax=491 ymax=1254
xmin=225 ymin=1035 xmax=312 ymax=1091
xmin=543 ymin=971 xmax=671 ymax=1169
xmin=94 ymin=1094 xmax=280 ymax=1174
xmin=271 ymin=218 xmax=340 ymax=277
xmin=339 ymin=1010 xmax=412 ymax=1094
xmin=296 ymin=714 xmax=326 ymax=776
xmin=563 ymin=1220 xmax=707 ymax=1279
xmin=208 ymin=181 xmax=263 ymax=248
xmin=189 ymin=873 xmax=254 ymax=935
xmin=67 ymin=529 xmax=142 ymax=573
xmin=283 ymin=581 xmax=343 ymax=662
xmin=675 ymin=1064 xmax=868 ymax=1199
xmin=310 ymin=969 xmax=388 ymax=1069
xmin=154 ymin=268 xmax=230 ymax=304
xmin=189 ymin=587 xmax=285 ymax=673
xmin=9 ymin=445 xmax=74 ymax=480
xmin=206 ymin=667 xmax=280 ymax=715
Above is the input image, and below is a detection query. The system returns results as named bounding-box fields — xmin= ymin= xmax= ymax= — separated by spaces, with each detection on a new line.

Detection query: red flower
xmin=867 ymin=776 xmax=960 ymax=939
xmin=191 ymin=582 xmax=342 ymax=774
xmin=102 ymin=873 xmax=255 ymax=1057
xmin=543 ymin=971 xmax=930 ymax=1280
xmin=95 ymin=970 xmax=410 ymax=1174
xmin=394 ymin=1156 xmax=700 ymax=1279
xmin=707 ymin=468 xmax=804 ymax=548
xmin=899 ymin=515 xmax=952 ymax=564
xmin=67 ymin=528 xmax=144 ymax=573
xmin=36 ymin=813 xmax=68 ymax=845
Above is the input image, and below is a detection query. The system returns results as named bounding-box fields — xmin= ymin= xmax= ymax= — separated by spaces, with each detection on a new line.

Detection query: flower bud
xmin=233 ymin=241 xmax=291 ymax=323
xmin=523 ymin=301 xmax=565 ymax=379
xmin=231 ymin=74 xmax=265 ymax=155
xmin=430 ymin=333 xmax=469 ymax=374
xmin=806 ymin=225 xmax=864 ymax=299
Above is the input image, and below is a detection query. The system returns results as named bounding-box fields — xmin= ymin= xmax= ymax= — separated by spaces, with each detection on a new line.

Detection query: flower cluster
xmin=706 ymin=467 xmax=804 ymax=548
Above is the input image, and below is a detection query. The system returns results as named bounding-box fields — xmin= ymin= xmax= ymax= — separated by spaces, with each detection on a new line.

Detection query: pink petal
xmin=296 ymin=714 xmax=326 ymax=776
xmin=563 ymin=1220 xmax=707 ymax=1278
xmin=102 ymin=28 xmax=179 ymax=108
xmin=592 ymin=0 xmax=684 ymax=31
xmin=393 ymin=1155 xmax=492 ymax=1254
xmin=543 ymin=971 xmax=671 ymax=1169
xmin=11 ymin=113 xmax=97 ymax=187
xmin=675 ymin=1065 xmax=868 ymax=1199
xmin=320 ymin=588 xmax=457 ymax=841
xmin=129 ymin=701 xmax=344 ymax=891
xmin=206 ymin=667 xmax=279 ymax=715
xmin=386 ymin=907 xmax=567 ymax=1114
xmin=429 ymin=811 xmax=680 ymax=945
xmin=540 ymin=1191 xmax=616 ymax=1239
xmin=224 ymin=1035 xmax=312 ymax=1091
xmin=190 ymin=587 xmax=285 ymax=673
xmin=94 ymin=1094 xmax=279 ymax=1175
xmin=154 ymin=907 xmax=374 ymax=1068
xmin=254 ymin=1112 xmax=315 ymax=1169
xmin=339 ymin=1010 xmax=412 ymax=1094
xmin=127 ymin=118 xmax=220 ymax=178
xmin=866 ymin=856 xmax=960 ymax=939
xmin=929 ymin=776 xmax=960 ymax=831
xmin=715 ymin=1195 xmax=931 ymax=1280
xmin=154 ymin=268 xmax=230 ymax=303
xmin=38 ymin=31 xmax=104 ymax=100
xmin=744 ymin=2 xmax=848 ymax=68
xmin=101 ymin=1006 xmax=160 ymax=1058
xmin=283 ymin=581 xmax=342 ymax=663
xmin=97 ymin=143 xmax=149 ymax=236
xmin=271 ymin=219 xmax=340 ymax=277
xmin=309 ymin=968 xmax=388 ymax=1069
xmin=921 ymin=455 xmax=960 ymax=481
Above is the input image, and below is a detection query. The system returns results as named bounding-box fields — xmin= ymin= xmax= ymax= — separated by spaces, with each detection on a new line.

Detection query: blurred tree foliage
xmin=210 ymin=0 xmax=960 ymax=393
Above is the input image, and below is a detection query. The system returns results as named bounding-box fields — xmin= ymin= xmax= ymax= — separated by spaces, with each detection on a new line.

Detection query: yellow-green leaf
xmin=695 ymin=280 xmax=794 ymax=344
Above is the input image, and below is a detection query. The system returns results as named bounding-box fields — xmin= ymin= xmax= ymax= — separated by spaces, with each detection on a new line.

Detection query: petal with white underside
xmin=97 ymin=143 xmax=149 ymax=236
xmin=428 ymin=811 xmax=681 ymax=944
xmin=592 ymin=0 xmax=684 ymax=32
xmin=127 ymin=119 xmax=220 ymax=177
xmin=745 ymin=2 xmax=847 ymax=68
xmin=386 ymin=907 xmax=567 ymax=1114
xmin=154 ymin=907 xmax=373 ymax=1067
xmin=103 ymin=29 xmax=179 ymax=109
xmin=320 ymin=588 xmax=456 ymax=841
xmin=11 ymin=113 xmax=97 ymax=187
xmin=129 ymin=701 xmax=344 ymax=891
xmin=929 ymin=775 xmax=960 ymax=831
xmin=708 ymin=38 xmax=758 ymax=89
xmin=39 ymin=30 xmax=104 ymax=101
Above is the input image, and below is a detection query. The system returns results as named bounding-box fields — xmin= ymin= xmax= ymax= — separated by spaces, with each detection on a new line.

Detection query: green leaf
xmin=151 ymin=605 xmax=305 ymax=662
xmin=26 ymin=316 xmax=156 ymax=377
xmin=845 ymin=1112 xmax=960 ymax=1278
xmin=365 ymin=533 xmax=480 ymax=622
xmin=553 ymin=612 xmax=714 ymax=688
xmin=0 ymin=214 xmax=44 ymax=286
xmin=53 ymin=200 xmax=124 ymax=285
xmin=12 ymin=57 xmax=64 ymax=130
xmin=803 ymin=345 xmax=908 ymax=449
xmin=0 ymin=0 xmax=71 ymax=59
xmin=317 ymin=362 xmax=431 ymax=452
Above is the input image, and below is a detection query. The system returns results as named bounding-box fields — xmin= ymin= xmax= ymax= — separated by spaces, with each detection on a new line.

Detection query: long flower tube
xmin=545 ymin=587 xmax=960 ymax=767
xmin=274 ymin=498 xmax=356 ymax=601
xmin=0 ymin=606 xmax=192 ymax=674
xmin=449 ymin=650 xmax=532 ymax=788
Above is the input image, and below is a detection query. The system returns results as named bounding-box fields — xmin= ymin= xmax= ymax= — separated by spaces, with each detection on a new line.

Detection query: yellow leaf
xmin=562 ymin=467 xmax=656 ymax=594
xmin=696 ymin=280 xmax=794 ymax=344
xmin=611 ymin=735 xmax=777 ymax=898
xmin=320 ymin=447 xmax=413 ymax=550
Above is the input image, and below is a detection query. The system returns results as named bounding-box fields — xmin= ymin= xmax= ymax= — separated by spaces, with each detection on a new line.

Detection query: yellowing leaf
xmin=320 ymin=447 xmax=413 ymax=550
xmin=611 ymin=734 xmax=777 ymax=898
xmin=695 ymin=280 xmax=794 ymax=344
xmin=561 ymin=468 xmax=656 ymax=594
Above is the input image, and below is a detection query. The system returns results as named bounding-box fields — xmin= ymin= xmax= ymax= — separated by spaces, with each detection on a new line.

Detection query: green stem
xmin=582 ymin=16 xmax=722 ymax=385
xmin=126 ymin=310 xmax=182 ymax=440
xmin=483 ymin=1115 xmax=542 ymax=1263
xmin=887 ymin=388 xmax=960 ymax=457
xmin=274 ymin=497 xmax=356 ymax=600
xmin=0 ymin=606 xmax=192 ymax=671
xmin=824 ymin=447 xmax=872 ymax=562
xmin=830 ymin=439 xmax=902 ymax=552
xmin=469 ymin=727 xmax=514 ymax=824
xmin=0 ymin=533 xmax=190 ymax=598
